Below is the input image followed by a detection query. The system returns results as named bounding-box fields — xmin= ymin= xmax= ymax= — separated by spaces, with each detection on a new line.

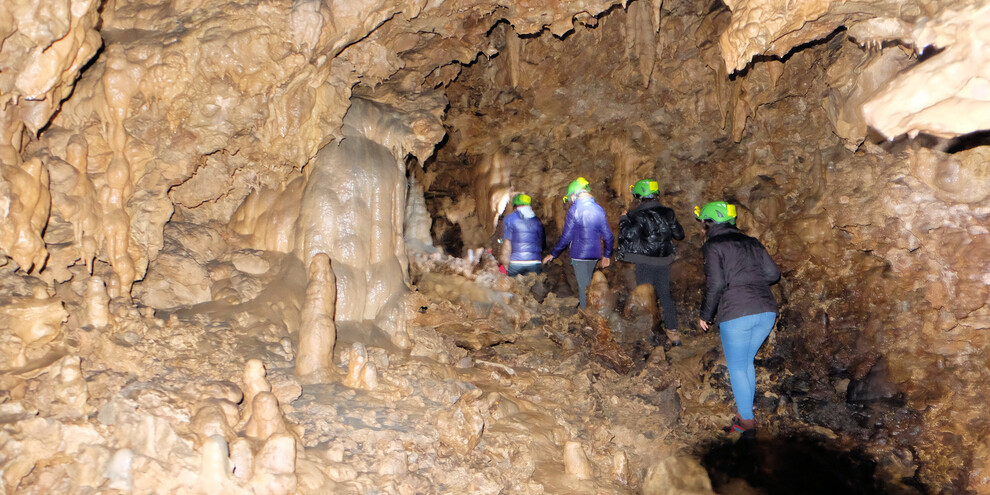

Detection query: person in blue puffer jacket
xmin=542 ymin=177 xmax=614 ymax=309
xmin=500 ymin=193 xmax=545 ymax=277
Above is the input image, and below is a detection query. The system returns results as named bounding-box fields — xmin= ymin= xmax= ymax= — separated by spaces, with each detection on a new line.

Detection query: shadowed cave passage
xmin=1 ymin=0 xmax=988 ymax=493
xmin=700 ymin=433 xmax=926 ymax=495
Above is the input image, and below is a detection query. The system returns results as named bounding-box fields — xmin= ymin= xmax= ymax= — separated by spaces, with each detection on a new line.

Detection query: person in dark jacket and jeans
xmin=696 ymin=201 xmax=780 ymax=434
xmin=542 ymin=177 xmax=614 ymax=310
xmin=617 ymin=179 xmax=685 ymax=345
xmin=501 ymin=193 xmax=545 ymax=276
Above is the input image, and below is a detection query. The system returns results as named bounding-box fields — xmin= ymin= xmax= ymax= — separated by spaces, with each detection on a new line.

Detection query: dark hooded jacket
xmin=699 ymin=222 xmax=781 ymax=323
xmin=616 ymin=199 xmax=684 ymax=261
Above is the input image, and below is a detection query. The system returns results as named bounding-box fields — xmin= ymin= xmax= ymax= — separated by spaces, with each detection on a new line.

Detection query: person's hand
xmin=699 ymin=319 xmax=709 ymax=332
xmin=620 ymin=210 xmax=628 ymax=216
xmin=542 ymin=255 xmax=553 ymax=265
xmin=601 ymin=257 xmax=611 ymax=268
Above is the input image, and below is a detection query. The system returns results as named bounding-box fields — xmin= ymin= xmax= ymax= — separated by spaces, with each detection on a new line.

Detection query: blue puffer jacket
xmin=503 ymin=208 xmax=544 ymax=261
xmin=550 ymin=196 xmax=614 ymax=260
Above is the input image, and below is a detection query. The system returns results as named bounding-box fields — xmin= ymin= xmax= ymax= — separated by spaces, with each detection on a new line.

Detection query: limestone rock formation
xmin=239 ymin=359 xmax=273 ymax=428
xmin=295 ymin=253 xmax=337 ymax=379
xmin=0 ymin=289 xmax=68 ymax=369
xmin=245 ymin=392 xmax=289 ymax=442
xmin=563 ymin=441 xmax=594 ymax=480
xmin=642 ymin=456 xmax=715 ymax=495
xmin=436 ymin=389 xmax=486 ymax=455
xmin=342 ymin=342 xmax=379 ymax=391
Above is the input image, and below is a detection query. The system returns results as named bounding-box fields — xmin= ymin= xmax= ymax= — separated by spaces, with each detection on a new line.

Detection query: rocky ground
xmin=0 ymin=242 xmax=927 ymax=494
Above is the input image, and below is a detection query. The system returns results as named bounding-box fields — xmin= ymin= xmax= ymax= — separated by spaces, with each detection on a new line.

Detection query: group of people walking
xmin=499 ymin=177 xmax=780 ymax=435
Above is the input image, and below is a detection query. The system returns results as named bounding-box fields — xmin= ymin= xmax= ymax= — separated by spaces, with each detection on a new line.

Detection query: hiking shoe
xmin=723 ymin=415 xmax=756 ymax=436
xmin=665 ymin=329 xmax=681 ymax=346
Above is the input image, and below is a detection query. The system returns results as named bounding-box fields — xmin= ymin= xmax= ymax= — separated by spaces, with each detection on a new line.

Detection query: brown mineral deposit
xmin=563 ymin=441 xmax=593 ymax=480
xmin=436 ymin=389 xmax=485 ymax=455
xmin=612 ymin=450 xmax=629 ymax=484
xmin=585 ymin=270 xmax=616 ymax=316
xmin=642 ymin=456 xmax=714 ymax=495
xmin=582 ymin=312 xmax=633 ymax=374
xmin=295 ymin=253 xmax=337 ymax=379
xmin=624 ymin=283 xmax=659 ymax=320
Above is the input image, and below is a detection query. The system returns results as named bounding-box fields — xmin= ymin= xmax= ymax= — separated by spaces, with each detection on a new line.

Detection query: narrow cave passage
xmin=1 ymin=0 xmax=987 ymax=493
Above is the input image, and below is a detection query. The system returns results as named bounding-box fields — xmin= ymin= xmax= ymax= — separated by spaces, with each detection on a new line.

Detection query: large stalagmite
xmin=230 ymin=98 xmax=444 ymax=347
xmin=295 ymin=253 xmax=337 ymax=378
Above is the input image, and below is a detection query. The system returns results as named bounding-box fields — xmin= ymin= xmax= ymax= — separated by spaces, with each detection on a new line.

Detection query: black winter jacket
xmin=617 ymin=200 xmax=684 ymax=260
xmin=699 ymin=222 xmax=780 ymax=323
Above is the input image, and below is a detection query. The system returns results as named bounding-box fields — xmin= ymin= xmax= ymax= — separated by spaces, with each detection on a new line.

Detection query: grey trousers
xmin=572 ymin=259 xmax=598 ymax=309
xmin=634 ymin=263 xmax=678 ymax=331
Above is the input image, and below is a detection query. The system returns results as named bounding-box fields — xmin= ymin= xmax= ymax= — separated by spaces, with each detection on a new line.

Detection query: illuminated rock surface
xmin=0 ymin=0 xmax=988 ymax=492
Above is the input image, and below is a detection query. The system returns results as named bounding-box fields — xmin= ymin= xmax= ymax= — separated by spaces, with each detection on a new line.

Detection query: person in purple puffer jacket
xmin=542 ymin=177 xmax=614 ymax=309
xmin=500 ymin=193 xmax=545 ymax=277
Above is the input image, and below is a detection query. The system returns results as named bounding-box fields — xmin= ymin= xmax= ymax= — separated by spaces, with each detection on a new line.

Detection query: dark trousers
xmin=634 ymin=263 xmax=678 ymax=331
xmin=572 ymin=259 xmax=598 ymax=309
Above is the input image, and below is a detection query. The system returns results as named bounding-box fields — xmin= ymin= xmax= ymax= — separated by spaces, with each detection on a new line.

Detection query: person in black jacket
xmin=617 ymin=179 xmax=685 ymax=345
xmin=696 ymin=201 xmax=780 ymax=435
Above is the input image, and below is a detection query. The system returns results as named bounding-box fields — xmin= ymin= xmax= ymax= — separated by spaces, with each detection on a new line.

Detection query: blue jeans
xmin=507 ymin=262 xmax=542 ymax=277
xmin=719 ymin=312 xmax=776 ymax=420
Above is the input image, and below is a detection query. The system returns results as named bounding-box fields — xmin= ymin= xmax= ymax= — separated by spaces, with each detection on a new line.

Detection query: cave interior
xmin=1 ymin=0 xmax=989 ymax=493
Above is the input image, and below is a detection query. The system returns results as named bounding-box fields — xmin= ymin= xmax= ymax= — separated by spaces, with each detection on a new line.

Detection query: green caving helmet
xmin=564 ymin=177 xmax=590 ymax=202
xmin=512 ymin=193 xmax=532 ymax=206
xmin=695 ymin=201 xmax=737 ymax=224
xmin=630 ymin=179 xmax=660 ymax=198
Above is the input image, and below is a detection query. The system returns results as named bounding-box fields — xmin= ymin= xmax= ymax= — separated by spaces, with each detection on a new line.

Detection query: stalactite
xmin=64 ymin=135 xmax=103 ymax=272
xmin=625 ymin=0 xmax=657 ymax=88
xmin=99 ymin=45 xmax=143 ymax=296
xmin=0 ymin=156 xmax=50 ymax=272
xmin=506 ymin=29 xmax=522 ymax=89
xmin=474 ymin=149 xmax=512 ymax=235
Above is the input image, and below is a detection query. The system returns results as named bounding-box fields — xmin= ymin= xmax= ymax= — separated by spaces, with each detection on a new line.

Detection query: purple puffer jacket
xmin=550 ymin=196 xmax=614 ymax=260
xmin=503 ymin=208 xmax=545 ymax=261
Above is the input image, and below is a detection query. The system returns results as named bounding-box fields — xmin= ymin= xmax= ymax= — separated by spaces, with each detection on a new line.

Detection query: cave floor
xmin=22 ymin=261 xmax=910 ymax=494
